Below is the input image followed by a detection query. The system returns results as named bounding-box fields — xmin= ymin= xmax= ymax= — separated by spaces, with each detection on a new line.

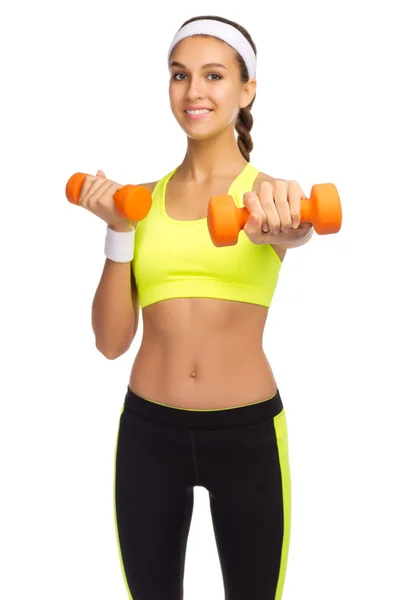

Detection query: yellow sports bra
xmin=132 ymin=161 xmax=282 ymax=309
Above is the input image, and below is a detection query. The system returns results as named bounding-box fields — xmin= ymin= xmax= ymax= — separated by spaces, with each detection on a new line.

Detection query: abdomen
xmin=128 ymin=298 xmax=278 ymax=409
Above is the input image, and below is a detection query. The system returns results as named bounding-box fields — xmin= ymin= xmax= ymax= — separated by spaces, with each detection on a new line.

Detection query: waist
xmin=129 ymin=342 xmax=277 ymax=409
xmin=123 ymin=384 xmax=283 ymax=428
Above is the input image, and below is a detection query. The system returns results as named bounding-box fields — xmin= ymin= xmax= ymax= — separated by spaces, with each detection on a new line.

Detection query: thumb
xmin=249 ymin=213 xmax=259 ymax=226
xmin=96 ymin=169 xmax=106 ymax=178
xmin=244 ymin=212 xmax=259 ymax=235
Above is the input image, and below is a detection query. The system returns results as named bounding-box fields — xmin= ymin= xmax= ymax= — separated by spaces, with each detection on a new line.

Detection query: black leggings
xmin=113 ymin=386 xmax=291 ymax=600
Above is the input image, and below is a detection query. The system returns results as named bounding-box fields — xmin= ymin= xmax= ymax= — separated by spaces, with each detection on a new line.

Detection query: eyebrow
xmin=170 ymin=61 xmax=227 ymax=70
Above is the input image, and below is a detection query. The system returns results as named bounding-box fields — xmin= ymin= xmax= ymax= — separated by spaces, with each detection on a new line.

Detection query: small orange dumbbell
xmin=65 ymin=173 xmax=152 ymax=221
xmin=207 ymin=183 xmax=342 ymax=247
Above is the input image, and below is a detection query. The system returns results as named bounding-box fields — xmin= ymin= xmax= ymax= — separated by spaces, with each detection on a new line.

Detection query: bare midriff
xmin=128 ymin=297 xmax=278 ymax=410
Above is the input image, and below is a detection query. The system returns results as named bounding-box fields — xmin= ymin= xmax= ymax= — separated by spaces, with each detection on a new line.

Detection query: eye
xmin=171 ymin=73 xmax=223 ymax=81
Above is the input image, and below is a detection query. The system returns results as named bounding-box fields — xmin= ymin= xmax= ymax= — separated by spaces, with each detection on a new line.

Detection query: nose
xmin=186 ymin=75 xmax=206 ymax=99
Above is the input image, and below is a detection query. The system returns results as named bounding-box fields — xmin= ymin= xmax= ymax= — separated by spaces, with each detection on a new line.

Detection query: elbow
xmin=95 ymin=340 xmax=129 ymax=360
xmin=93 ymin=320 xmax=137 ymax=360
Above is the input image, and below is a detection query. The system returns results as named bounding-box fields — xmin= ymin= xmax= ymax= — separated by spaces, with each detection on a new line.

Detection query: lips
xmin=184 ymin=106 xmax=213 ymax=111
xmin=184 ymin=109 xmax=213 ymax=120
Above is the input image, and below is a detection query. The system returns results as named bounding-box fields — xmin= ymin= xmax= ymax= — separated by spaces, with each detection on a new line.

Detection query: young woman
xmin=82 ymin=14 xmax=313 ymax=600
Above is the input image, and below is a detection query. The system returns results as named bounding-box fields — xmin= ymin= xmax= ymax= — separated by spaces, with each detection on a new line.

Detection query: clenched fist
xmin=243 ymin=179 xmax=312 ymax=245
xmin=78 ymin=170 xmax=133 ymax=231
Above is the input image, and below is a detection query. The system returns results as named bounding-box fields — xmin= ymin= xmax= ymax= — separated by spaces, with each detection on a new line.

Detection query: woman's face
xmin=168 ymin=35 xmax=254 ymax=140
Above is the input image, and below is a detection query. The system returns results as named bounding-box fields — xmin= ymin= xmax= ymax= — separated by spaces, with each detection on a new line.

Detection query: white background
xmin=1 ymin=0 xmax=406 ymax=598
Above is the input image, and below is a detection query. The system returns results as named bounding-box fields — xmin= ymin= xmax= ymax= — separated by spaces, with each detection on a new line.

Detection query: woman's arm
xmin=91 ymin=258 xmax=138 ymax=359
xmin=91 ymin=180 xmax=156 ymax=358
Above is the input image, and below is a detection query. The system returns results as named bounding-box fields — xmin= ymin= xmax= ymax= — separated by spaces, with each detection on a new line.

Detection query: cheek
xmin=226 ymin=106 xmax=240 ymax=127
xmin=215 ymin=84 xmax=234 ymax=101
xmin=217 ymin=87 xmax=240 ymax=112
xmin=169 ymin=84 xmax=182 ymax=103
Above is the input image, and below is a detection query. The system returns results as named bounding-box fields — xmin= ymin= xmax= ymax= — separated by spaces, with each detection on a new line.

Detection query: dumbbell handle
xmin=65 ymin=172 xmax=152 ymax=222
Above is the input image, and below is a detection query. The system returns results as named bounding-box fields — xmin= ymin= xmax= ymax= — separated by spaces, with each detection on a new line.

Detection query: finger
xmin=94 ymin=181 xmax=120 ymax=207
xmin=259 ymin=180 xmax=280 ymax=235
xmin=85 ymin=178 xmax=113 ymax=207
xmin=274 ymin=180 xmax=292 ymax=233
xmin=243 ymin=190 xmax=267 ymax=228
xmin=78 ymin=175 xmax=101 ymax=208
xmin=297 ymin=222 xmax=313 ymax=230
xmin=244 ymin=211 xmax=263 ymax=241
xmin=287 ymin=181 xmax=304 ymax=228
xmin=242 ymin=192 xmax=266 ymax=239
xmin=79 ymin=172 xmax=108 ymax=206
xmin=243 ymin=222 xmax=263 ymax=245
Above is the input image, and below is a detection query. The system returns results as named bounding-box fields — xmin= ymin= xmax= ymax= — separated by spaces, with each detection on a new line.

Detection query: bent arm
xmin=91 ymin=258 xmax=138 ymax=359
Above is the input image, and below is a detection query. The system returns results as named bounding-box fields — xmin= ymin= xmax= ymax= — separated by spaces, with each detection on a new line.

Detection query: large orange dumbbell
xmin=207 ymin=183 xmax=342 ymax=247
xmin=65 ymin=173 xmax=152 ymax=221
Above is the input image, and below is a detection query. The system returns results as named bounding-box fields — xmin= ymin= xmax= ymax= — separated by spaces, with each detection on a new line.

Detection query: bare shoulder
xmin=131 ymin=181 xmax=158 ymax=228
xmin=253 ymin=170 xmax=287 ymax=264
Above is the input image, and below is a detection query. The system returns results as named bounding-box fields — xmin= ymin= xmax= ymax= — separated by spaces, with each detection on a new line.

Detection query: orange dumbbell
xmin=207 ymin=183 xmax=342 ymax=247
xmin=65 ymin=173 xmax=152 ymax=221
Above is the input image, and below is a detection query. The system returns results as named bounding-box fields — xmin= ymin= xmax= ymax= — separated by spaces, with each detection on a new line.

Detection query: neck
xmin=177 ymin=123 xmax=249 ymax=182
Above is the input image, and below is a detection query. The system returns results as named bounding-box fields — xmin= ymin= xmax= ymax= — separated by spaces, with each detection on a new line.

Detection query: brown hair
xmin=175 ymin=15 xmax=257 ymax=162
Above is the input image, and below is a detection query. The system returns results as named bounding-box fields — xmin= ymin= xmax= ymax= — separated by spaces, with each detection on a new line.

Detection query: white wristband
xmin=104 ymin=225 xmax=135 ymax=263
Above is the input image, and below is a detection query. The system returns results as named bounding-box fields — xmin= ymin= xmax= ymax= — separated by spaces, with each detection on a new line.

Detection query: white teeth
xmin=185 ymin=109 xmax=212 ymax=114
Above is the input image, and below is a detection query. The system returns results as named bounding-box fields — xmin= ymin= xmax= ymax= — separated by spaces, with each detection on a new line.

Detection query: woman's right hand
xmin=78 ymin=170 xmax=134 ymax=231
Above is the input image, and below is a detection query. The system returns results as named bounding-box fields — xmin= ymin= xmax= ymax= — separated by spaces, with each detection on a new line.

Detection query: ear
xmin=239 ymin=78 xmax=257 ymax=109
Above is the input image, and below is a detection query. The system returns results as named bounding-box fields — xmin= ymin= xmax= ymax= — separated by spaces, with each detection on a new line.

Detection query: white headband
xmin=168 ymin=19 xmax=257 ymax=79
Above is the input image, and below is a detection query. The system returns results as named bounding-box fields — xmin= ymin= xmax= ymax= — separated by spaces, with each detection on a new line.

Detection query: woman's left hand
xmin=243 ymin=179 xmax=313 ymax=245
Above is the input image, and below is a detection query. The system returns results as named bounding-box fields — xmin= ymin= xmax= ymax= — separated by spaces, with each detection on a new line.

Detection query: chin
xmin=182 ymin=128 xmax=218 ymax=140
xmin=180 ymin=116 xmax=232 ymax=140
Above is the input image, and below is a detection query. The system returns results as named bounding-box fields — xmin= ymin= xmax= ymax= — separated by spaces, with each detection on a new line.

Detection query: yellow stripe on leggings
xmin=113 ymin=404 xmax=134 ymax=600
xmin=273 ymin=408 xmax=292 ymax=600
